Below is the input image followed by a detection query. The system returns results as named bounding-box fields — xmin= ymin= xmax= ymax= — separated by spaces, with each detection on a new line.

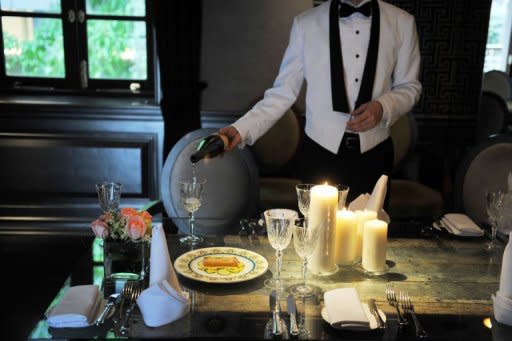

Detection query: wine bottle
xmin=190 ymin=133 xmax=229 ymax=163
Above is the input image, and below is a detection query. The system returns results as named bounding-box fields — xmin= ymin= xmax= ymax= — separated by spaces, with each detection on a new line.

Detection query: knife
xmin=269 ymin=290 xmax=283 ymax=336
xmin=368 ymin=298 xmax=386 ymax=329
xmin=286 ymin=294 xmax=299 ymax=336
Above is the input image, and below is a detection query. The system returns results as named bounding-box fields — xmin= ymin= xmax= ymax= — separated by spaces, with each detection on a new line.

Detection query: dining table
xmin=27 ymin=217 xmax=512 ymax=340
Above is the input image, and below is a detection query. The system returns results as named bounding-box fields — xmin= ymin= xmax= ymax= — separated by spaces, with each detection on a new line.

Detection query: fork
xmin=400 ymin=291 xmax=428 ymax=340
xmin=385 ymin=283 xmax=408 ymax=326
xmin=119 ymin=281 xmax=143 ymax=335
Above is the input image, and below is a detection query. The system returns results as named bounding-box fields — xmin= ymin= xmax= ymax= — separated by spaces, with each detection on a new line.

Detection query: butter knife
xmin=270 ymin=290 xmax=283 ymax=336
xmin=286 ymin=294 xmax=299 ymax=336
xmin=368 ymin=299 xmax=386 ymax=329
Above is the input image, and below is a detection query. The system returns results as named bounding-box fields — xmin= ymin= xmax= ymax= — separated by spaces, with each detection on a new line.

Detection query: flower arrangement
xmin=91 ymin=207 xmax=152 ymax=242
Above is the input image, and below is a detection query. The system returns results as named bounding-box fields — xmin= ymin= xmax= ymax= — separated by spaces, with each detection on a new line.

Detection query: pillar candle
xmin=308 ymin=183 xmax=338 ymax=275
xmin=354 ymin=210 xmax=377 ymax=262
xmin=362 ymin=219 xmax=388 ymax=272
xmin=335 ymin=209 xmax=358 ymax=265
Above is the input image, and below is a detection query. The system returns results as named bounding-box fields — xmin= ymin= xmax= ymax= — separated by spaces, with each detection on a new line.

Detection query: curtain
xmin=152 ymin=0 xmax=203 ymax=158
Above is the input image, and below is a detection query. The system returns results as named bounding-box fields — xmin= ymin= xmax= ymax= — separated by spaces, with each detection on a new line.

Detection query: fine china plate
xmin=174 ymin=247 xmax=268 ymax=283
xmin=321 ymin=303 xmax=386 ymax=331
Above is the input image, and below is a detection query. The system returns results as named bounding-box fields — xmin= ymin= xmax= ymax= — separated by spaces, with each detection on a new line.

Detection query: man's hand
xmin=346 ymin=100 xmax=383 ymax=132
xmin=218 ymin=125 xmax=242 ymax=152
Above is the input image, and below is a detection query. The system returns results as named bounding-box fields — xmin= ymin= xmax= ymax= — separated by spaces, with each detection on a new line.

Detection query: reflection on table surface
xmin=28 ymin=217 xmax=512 ymax=340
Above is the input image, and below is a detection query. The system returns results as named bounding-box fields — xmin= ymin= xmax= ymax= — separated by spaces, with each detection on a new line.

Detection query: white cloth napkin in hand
xmin=137 ymin=223 xmax=190 ymax=327
xmin=324 ymin=288 xmax=370 ymax=330
xmin=46 ymin=285 xmax=102 ymax=328
xmin=440 ymin=213 xmax=484 ymax=237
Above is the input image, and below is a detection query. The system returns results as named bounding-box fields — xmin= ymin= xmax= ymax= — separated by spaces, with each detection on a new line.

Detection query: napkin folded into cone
xmin=137 ymin=223 xmax=190 ymax=327
xmin=494 ymin=232 xmax=512 ymax=326
xmin=46 ymin=285 xmax=103 ymax=328
xmin=348 ymin=175 xmax=390 ymax=223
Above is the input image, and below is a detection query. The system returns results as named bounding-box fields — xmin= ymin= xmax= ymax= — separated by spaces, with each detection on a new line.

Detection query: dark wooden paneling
xmin=0 ymin=96 xmax=164 ymax=229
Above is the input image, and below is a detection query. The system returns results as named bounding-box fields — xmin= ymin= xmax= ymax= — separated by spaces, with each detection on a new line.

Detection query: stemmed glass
xmin=264 ymin=208 xmax=298 ymax=293
xmin=486 ymin=190 xmax=504 ymax=250
xmin=179 ymin=179 xmax=206 ymax=245
xmin=336 ymin=184 xmax=350 ymax=210
xmin=296 ymin=184 xmax=315 ymax=219
xmin=289 ymin=218 xmax=319 ymax=298
xmin=96 ymin=182 xmax=122 ymax=213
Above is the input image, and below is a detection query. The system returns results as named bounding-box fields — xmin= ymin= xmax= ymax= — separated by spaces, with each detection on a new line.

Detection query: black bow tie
xmin=339 ymin=1 xmax=372 ymax=18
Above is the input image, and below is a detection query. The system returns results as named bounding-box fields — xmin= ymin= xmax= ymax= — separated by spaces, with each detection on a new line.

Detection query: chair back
xmin=482 ymin=70 xmax=512 ymax=101
xmin=476 ymin=91 xmax=508 ymax=142
xmin=390 ymin=112 xmax=417 ymax=170
xmin=454 ymin=134 xmax=512 ymax=225
xmin=250 ymin=108 xmax=301 ymax=175
xmin=161 ymin=128 xmax=259 ymax=235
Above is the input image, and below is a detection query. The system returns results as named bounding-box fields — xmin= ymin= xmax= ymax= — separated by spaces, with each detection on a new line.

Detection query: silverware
xmin=286 ymin=294 xmax=299 ymax=336
xmin=400 ymin=291 xmax=428 ymax=340
xmin=368 ymin=298 xmax=385 ymax=329
xmin=119 ymin=281 xmax=143 ymax=335
xmin=385 ymin=283 xmax=408 ymax=326
xmin=95 ymin=292 xmax=120 ymax=325
xmin=269 ymin=290 xmax=283 ymax=336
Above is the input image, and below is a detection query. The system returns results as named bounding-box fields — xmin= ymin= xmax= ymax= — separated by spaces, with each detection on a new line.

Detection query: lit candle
xmin=362 ymin=219 xmax=388 ymax=272
xmin=308 ymin=183 xmax=338 ymax=275
xmin=335 ymin=209 xmax=358 ymax=265
xmin=354 ymin=210 xmax=377 ymax=262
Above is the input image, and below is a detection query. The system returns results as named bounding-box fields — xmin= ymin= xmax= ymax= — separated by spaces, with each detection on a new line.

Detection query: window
xmin=484 ymin=0 xmax=512 ymax=73
xmin=0 ymin=0 xmax=154 ymax=96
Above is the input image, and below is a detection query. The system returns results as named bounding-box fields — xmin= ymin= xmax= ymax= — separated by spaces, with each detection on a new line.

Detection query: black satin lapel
xmin=329 ymin=0 xmax=349 ymax=113
xmin=354 ymin=0 xmax=380 ymax=109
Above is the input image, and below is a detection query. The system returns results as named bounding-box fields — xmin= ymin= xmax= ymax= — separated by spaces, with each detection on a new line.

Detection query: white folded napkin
xmin=324 ymin=288 xmax=370 ymax=330
xmin=366 ymin=175 xmax=388 ymax=214
xmin=440 ymin=213 xmax=484 ymax=237
xmin=499 ymin=233 xmax=512 ymax=300
xmin=348 ymin=193 xmax=390 ymax=223
xmin=46 ymin=285 xmax=102 ymax=328
xmin=137 ymin=223 xmax=190 ymax=327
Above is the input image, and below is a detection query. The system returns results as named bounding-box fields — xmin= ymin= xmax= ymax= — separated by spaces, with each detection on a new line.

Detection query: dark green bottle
xmin=190 ymin=133 xmax=228 ymax=163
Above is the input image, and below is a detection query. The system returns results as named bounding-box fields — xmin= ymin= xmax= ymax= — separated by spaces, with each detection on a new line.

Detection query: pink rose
xmin=91 ymin=219 xmax=109 ymax=239
xmin=126 ymin=215 xmax=147 ymax=240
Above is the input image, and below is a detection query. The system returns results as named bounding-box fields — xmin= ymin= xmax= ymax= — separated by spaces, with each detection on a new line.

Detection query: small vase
xmin=103 ymin=239 xmax=149 ymax=282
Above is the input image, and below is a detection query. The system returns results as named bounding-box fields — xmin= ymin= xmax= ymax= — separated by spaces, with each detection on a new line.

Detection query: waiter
xmin=219 ymin=0 xmax=422 ymax=205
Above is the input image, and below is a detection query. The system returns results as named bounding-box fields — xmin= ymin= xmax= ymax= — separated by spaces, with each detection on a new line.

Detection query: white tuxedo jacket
xmin=233 ymin=0 xmax=422 ymax=154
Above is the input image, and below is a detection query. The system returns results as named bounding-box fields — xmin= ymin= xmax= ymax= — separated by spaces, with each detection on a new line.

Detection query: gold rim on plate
xmin=174 ymin=247 xmax=269 ymax=283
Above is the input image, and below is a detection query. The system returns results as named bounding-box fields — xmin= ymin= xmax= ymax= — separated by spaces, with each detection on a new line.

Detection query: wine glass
xmin=96 ymin=182 xmax=122 ymax=213
xmin=296 ymin=184 xmax=315 ymax=219
xmin=289 ymin=218 xmax=319 ymax=298
xmin=336 ymin=184 xmax=350 ymax=210
xmin=264 ymin=208 xmax=298 ymax=292
xmin=179 ymin=179 xmax=206 ymax=245
xmin=486 ymin=189 xmax=504 ymax=250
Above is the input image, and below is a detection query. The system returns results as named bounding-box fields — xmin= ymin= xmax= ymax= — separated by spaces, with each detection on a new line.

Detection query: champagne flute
xmin=179 ymin=179 xmax=206 ymax=245
xmin=296 ymin=184 xmax=315 ymax=219
xmin=264 ymin=208 xmax=298 ymax=293
xmin=289 ymin=218 xmax=319 ymax=298
xmin=486 ymin=189 xmax=504 ymax=250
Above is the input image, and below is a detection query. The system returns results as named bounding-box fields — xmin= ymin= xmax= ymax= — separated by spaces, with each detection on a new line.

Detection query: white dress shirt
xmin=233 ymin=0 xmax=422 ymax=154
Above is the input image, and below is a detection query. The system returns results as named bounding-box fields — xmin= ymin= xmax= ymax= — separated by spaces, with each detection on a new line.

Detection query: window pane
xmin=86 ymin=0 xmax=145 ymax=16
xmin=87 ymin=20 xmax=147 ymax=80
xmin=1 ymin=0 xmax=61 ymax=13
xmin=2 ymin=16 xmax=65 ymax=78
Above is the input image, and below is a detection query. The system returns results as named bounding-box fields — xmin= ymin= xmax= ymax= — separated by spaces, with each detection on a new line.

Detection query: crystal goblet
xmin=296 ymin=184 xmax=315 ymax=219
xmin=289 ymin=218 xmax=320 ymax=298
xmin=486 ymin=189 xmax=504 ymax=250
xmin=264 ymin=208 xmax=298 ymax=293
xmin=179 ymin=179 xmax=206 ymax=245
xmin=96 ymin=182 xmax=122 ymax=213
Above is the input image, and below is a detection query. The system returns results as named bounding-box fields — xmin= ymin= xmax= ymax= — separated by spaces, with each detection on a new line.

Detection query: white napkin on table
xmin=347 ymin=174 xmax=390 ymax=223
xmin=324 ymin=288 xmax=370 ymax=330
xmin=439 ymin=213 xmax=484 ymax=237
xmin=46 ymin=285 xmax=102 ymax=328
xmin=137 ymin=223 xmax=190 ymax=327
